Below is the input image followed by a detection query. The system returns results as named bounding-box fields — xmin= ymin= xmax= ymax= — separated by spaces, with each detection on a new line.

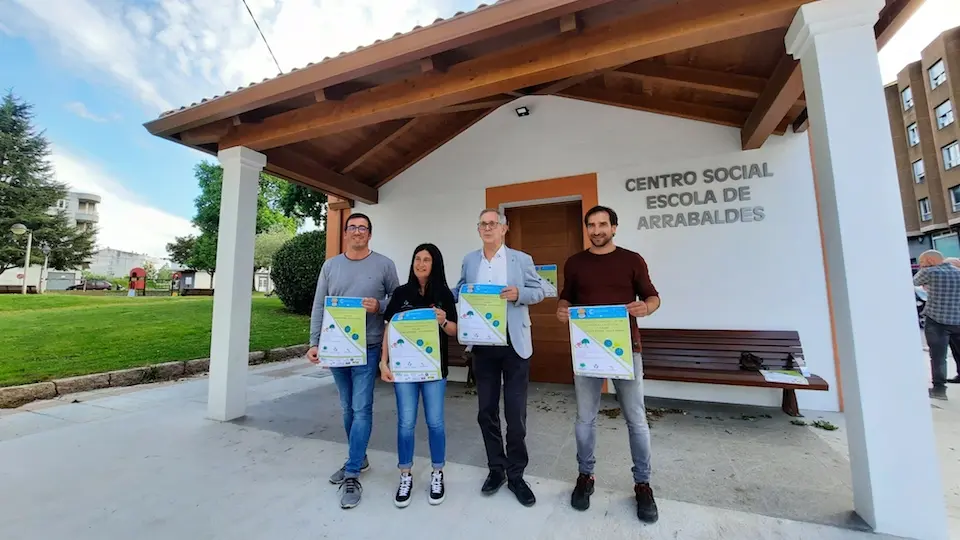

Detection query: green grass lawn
xmin=0 ymin=294 xmax=310 ymax=387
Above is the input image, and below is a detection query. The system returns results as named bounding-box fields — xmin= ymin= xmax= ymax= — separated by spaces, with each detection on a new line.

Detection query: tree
xmin=142 ymin=260 xmax=158 ymax=281
xmin=166 ymin=235 xmax=196 ymax=267
xmin=254 ymin=225 xmax=294 ymax=271
xmin=0 ymin=92 xmax=95 ymax=274
xmin=188 ymin=233 xmax=218 ymax=281
xmin=190 ymin=162 xmax=300 ymax=235
xmin=278 ymin=184 xmax=328 ymax=229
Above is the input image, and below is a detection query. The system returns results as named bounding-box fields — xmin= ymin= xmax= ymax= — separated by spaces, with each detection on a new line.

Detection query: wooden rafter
xmin=147 ymin=0 xmax=621 ymax=137
xmin=875 ymin=0 xmax=924 ymax=50
xmin=558 ymin=86 xmax=750 ymax=129
xmin=612 ymin=63 xmax=767 ymax=100
xmin=220 ymin=0 xmax=812 ymax=151
xmin=559 ymin=13 xmax=579 ymax=33
xmin=265 ymin=149 xmax=378 ymax=204
xmin=741 ymin=56 xmax=803 ymax=150
xmin=792 ymin=109 xmax=809 ymax=133
xmin=337 ymin=119 xmax=418 ymax=174
xmin=377 ymin=109 xmax=494 ymax=188
xmin=416 ymin=97 xmax=515 ymax=115
xmin=179 ymin=118 xmax=234 ymax=145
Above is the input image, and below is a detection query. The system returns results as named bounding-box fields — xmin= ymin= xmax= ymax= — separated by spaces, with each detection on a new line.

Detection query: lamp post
xmin=10 ymin=223 xmax=32 ymax=295
xmin=40 ymin=242 xmax=51 ymax=294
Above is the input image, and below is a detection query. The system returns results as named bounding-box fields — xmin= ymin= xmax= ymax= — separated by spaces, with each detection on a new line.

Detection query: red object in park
xmin=129 ymin=267 xmax=147 ymax=291
xmin=16 ymin=273 xmax=24 ymax=279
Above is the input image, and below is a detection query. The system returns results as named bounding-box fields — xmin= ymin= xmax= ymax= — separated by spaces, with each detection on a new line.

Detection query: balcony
xmin=75 ymin=211 xmax=99 ymax=224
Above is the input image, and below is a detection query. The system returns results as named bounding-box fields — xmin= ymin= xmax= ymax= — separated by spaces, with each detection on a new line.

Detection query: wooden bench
xmin=0 ymin=285 xmax=37 ymax=294
xmin=181 ymin=288 xmax=215 ymax=296
xmin=448 ymin=342 xmax=475 ymax=386
xmin=638 ymin=329 xmax=829 ymax=417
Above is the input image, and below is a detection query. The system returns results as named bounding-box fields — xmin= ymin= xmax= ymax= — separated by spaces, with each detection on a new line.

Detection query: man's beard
xmin=590 ymin=234 xmax=612 ymax=247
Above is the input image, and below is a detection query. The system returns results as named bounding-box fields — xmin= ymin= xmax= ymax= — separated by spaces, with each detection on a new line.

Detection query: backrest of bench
xmin=447 ymin=341 xmax=469 ymax=366
xmin=639 ymin=329 xmax=803 ymax=371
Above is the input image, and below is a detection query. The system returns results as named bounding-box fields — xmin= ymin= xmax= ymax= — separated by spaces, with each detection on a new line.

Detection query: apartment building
xmin=53 ymin=191 xmax=101 ymax=233
xmin=886 ymin=26 xmax=960 ymax=262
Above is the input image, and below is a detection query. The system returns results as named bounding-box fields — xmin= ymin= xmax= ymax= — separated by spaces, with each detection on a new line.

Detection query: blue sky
xmin=1 ymin=0 xmax=959 ymax=258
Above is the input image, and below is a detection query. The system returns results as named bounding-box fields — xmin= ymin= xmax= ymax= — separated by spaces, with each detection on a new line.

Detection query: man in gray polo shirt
xmin=307 ymin=213 xmax=400 ymax=509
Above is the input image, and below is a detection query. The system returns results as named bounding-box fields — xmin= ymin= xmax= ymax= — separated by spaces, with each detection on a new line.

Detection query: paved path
xmin=0 ymin=360 xmax=923 ymax=539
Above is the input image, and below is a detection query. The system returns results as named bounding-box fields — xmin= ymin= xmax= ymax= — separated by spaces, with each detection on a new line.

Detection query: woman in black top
xmin=380 ymin=243 xmax=458 ymax=508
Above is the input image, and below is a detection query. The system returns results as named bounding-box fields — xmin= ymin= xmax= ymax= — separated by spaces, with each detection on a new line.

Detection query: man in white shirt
xmin=453 ymin=209 xmax=545 ymax=507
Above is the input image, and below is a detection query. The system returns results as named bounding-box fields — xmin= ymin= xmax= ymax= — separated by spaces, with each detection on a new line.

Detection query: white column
xmin=786 ymin=2 xmax=947 ymax=538
xmin=207 ymin=146 xmax=265 ymax=422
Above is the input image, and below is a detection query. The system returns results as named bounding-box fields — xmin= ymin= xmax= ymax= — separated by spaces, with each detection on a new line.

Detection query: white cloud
xmin=7 ymin=0 xmax=468 ymax=116
xmin=64 ymin=101 xmax=114 ymax=123
xmin=878 ymin=0 xmax=960 ymax=84
xmin=48 ymin=146 xmax=197 ymax=259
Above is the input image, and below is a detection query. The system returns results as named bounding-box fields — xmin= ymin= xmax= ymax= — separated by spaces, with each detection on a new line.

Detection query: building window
xmin=56 ymin=200 xmax=67 ymax=209
xmin=929 ymin=59 xmax=947 ymax=89
xmin=913 ymin=159 xmax=926 ymax=183
xmin=951 ymin=186 xmax=960 ymax=213
xmin=907 ymin=123 xmax=920 ymax=146
xmin=935 ymin=100 xmax=954 ymax=130
xmin=944 ymin=141 xmax=960 ymax=170
xmin=920 ymin=198 xmax=933 ymax=222
xmin=902 ymin=86 xmax=914 ymax=110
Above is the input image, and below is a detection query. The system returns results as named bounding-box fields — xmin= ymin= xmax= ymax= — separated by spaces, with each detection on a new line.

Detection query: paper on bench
xmin=760 ymin=370 xmax=809 ymax=386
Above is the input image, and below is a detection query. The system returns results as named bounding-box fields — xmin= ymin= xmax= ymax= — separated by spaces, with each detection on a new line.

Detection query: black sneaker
xmin=571 ymin=473 xmax=595 ymax=511
xmin=481 ymin=469 xmax=506 ymax=495
xmin=394 ymin=473 xmax=413 ymax=508
xmin=429 ymin=470 xmax=445 ymax=505
xmin=948 ymin=376 xmax=960 ymax=384
xmin=635 ymin=483 xmax=659 ymax=523
xmin=930 ymin=387 xmax=948 ymax=401
xmin=507 ymin=478 xmax=536 ymax=507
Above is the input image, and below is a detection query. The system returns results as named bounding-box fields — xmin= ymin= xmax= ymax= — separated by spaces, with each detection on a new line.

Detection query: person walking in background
xmin=379 ymin=243 xmax=458 ymax=508
xmin=944 ymin=257 xmax=960 ymax=384
xmin=453 ymin=208 xmax=545 ymax=507
xmin=306 ymin=213 xmax=400 ymax=509
xmin=556 ymin=205 xmax=661 ymax=524
xmin=914 ymin=249 xmax=960 ymax=400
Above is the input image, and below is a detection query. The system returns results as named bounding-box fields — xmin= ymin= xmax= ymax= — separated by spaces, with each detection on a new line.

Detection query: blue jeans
xmin=330 ymin=344 xmax=380 ymax=478
xmin=395 ymin=378 xmax=446 ymax=470
xmin=574 ymin=353 xmax=652 ymax=484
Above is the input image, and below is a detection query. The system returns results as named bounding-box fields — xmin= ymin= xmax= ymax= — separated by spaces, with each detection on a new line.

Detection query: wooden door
xmin=505 ymin=202 xmax=583 ymax=384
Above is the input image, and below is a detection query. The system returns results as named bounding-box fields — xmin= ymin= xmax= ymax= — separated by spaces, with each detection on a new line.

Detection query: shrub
xmin=271 ymin=230 xmax=326 ymax=314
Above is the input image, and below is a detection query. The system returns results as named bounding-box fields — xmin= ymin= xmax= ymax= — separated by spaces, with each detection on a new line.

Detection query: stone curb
xmin=1 ymin=348 xmax=306 ymax=409
xmin=0 ymin=382 xmax=57 ymax=408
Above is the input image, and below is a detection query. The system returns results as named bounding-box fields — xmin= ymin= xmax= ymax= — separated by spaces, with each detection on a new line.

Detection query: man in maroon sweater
xmin=557 ymin=205 xmax=660 ymax=524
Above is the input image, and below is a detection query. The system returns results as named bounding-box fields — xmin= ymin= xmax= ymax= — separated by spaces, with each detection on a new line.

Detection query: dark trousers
xmin=925 ymin=317 xmax=960 ymax=388
xmin=472 ymin=343 xmax=530 ymax=480
xmin=950 ymin=335 xmax=960 ymax=379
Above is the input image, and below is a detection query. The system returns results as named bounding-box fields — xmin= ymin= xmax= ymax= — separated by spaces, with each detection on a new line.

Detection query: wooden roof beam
xmin=416 ymin=97 xmax=516 ymax=115
xmin=221 ymin=0 xmax=812 ymax=151
xmin=875 ymin=0 xmax=924 ymax=50
xmin=338 ymin=119 xmax=419 ymax=174
xmin=263 ymin=149 xmax=378 ymax=204
xmin=560 ymin=13 xmax=580 ymax=33
xmin=792 ymin=109 xmax=809 ymax=133
xmin=614 ymin=63 xmax=765 ymax=99
xmin=179 ymin=118 xmax=235 ymax=145
xmin=741 ymin=56 xmax=803 ymax=150
xmin=558 ymin=86 xmax=749 ymax=129
xmin=377 ymin=109 xmax=494 ymax=188
xmin=421 ymin=56 xmax=449 ymax=73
